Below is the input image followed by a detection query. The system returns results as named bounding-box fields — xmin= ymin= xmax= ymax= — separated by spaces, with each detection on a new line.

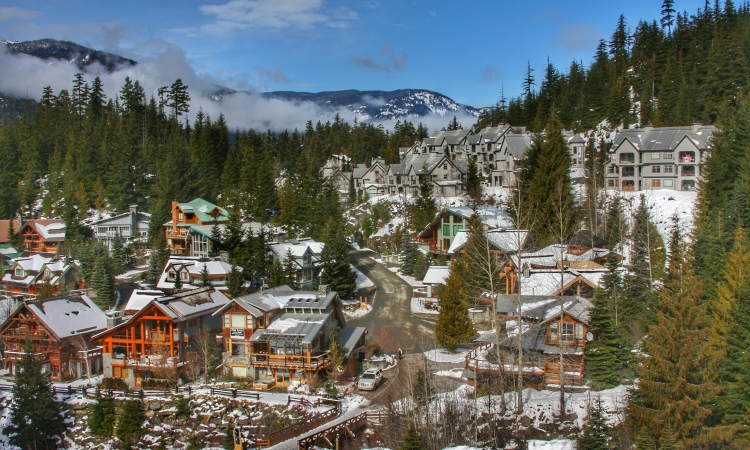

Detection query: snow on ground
xmin=388 ymin=267 xmax=425 ymax=287
xmin=411 ymin=296 xmax=439 ymax=315
xmin=115 ymin=268 xmax=147 ymax=280
xmin=424 ymin=348 xmax=470 ymax=364
xmin=344 ymin=304 xmax=373 ymax=318
xmin=434 ymin=368 xmax=466 ymax=379
xmin=528 ymin=440 xmax=576 ymax=450
xmin=353 ymin=265 xmax=375 ymax=289
xmin=613 ymin=189 xmax=697 ymax=241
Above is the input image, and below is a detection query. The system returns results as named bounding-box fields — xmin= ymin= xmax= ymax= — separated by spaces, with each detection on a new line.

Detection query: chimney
xmin=692 ymin=122 xmax=703 ymax=133
xmin=318 ymin=284 xmax=330 ymax=297
xmin=106 ymin=310 xmax=123 ymax=328
xmin=129 ymin=204 xmax=138 ymax=215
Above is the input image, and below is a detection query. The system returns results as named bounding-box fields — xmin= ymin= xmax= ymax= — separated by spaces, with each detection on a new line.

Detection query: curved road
xmin=347 ymin=250 xmax=436 ymax=354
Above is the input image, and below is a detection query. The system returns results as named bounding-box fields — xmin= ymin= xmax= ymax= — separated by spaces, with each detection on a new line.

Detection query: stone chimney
xmin=318 ymin=284 xmax=330 ymax=297
xmin=106 ymin=310 xmax=123 ymax=328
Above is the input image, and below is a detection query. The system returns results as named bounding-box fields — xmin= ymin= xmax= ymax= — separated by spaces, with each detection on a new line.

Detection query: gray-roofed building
xmin=466 ymin=294 xmax=593 ymax=387
xmin=95 ymin=287 xmax=230 ymax=387
xmin=213 ymin=284 xmax=366 ymax=386
xmin=0 ymin=294 xmax=107 ymax=381
xmin=416 ymin=205 xmax=516 ymax=254
xmin=92 ymin=205 xmax=151 ymax=250
xmin=607 ymin=124 xmax=715 ymax=191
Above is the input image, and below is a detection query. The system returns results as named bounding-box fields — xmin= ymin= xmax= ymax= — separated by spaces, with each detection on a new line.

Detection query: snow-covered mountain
xmin=262 ymin=89 xmax=481 ymax=121
xmin=5 ymin=39 xmax=137 ymax=72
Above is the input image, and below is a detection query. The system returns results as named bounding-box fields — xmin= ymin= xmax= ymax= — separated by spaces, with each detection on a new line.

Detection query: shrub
xmin=99 ymin=377 xmax=128 ymax=391
xmin=171 ymin=395 xmax=191 ymax=419
xmin=116 ymin=400 xmax=145 ymax=448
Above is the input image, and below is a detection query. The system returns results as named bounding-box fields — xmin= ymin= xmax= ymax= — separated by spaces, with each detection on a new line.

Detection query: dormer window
xmin=15 ymin=268 xmax=23 ymax=277
xmin=168 ymin=271 xmax=177 ymax=280
xmin=45 ymin=269 xmax=51 ymax=277
xmin=178 ymin=212 xmax=184 ymax=222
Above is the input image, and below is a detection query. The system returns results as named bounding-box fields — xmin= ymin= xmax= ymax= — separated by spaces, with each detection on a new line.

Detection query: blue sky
xmin=0 ymin=0 xmax=708 ymax=109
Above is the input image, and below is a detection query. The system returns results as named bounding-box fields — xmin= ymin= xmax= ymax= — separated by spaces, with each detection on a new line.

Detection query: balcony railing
xmin=166 ymin=228 xmax=189 ymax=239
xmin=248 ymin=351 xmax=331 ymax=369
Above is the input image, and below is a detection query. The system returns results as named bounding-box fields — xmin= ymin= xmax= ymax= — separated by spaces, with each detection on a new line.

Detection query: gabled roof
xmin=613 ymin=126 xmax=715 ymax=152
xmin=423 ymin=265 xmax=450 ymax=285
xmin=248 ymin=312 xmax=328 ymax=344
xmin=568 ymin=134 xmax=586 ymax=144
xmin=338 ymin=326 xmax=367 ymax=357
xmin=447 ymin=229 xmax=528 ymax=255
xmin=504 ymin=134 xmax=533 ymax=159
xmin=418 ymin=205 xmax=515 ymax=238
xmin=91 ymin=210 xmax=151 ymax=226
xmin=23 ymin=220 xmax=66 ymax=241
xmin=174 ymin=198 xmax=229 ymax=223
xmin=124 ymin=290 xmax=165 ymax=312
xmin=213 ymin=285 xmax=297 ymax=317
xmin=19 ymin=295 xmax=107 ymax=340
xmin=495 ymin=294 xmax=592 ymax=324
xmin=156 ymin=257 xmax=240 ymax=290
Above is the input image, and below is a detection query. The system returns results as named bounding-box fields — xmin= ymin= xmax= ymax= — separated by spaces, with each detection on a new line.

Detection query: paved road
xmin=347 ymin=250 xmax=436 ymax=354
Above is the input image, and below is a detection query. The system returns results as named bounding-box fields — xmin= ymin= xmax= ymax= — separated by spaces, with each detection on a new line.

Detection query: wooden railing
xmin=165 ymin=228 xmax=189 ymax=239
xmin=249 ymin=351 xmax=331 ymax=369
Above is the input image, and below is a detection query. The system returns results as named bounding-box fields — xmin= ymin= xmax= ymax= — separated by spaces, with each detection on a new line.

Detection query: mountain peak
xmin=5 ymin=38 xmax=137 ymax=73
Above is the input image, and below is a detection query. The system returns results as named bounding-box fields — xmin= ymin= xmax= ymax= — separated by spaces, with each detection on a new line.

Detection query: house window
xmin=652 ymin=179 xmax=661 ymax=187
xmin=608 ymin=179 xmax=617 ymax=187
xmin=652 ymin=166 xmax=661 ymax=173
xmin=664 ymin=165 xmax=674 ymax=173
xmin=443 ymin=164 xmax=448 ymax=170
xmin=15 ymin=268 xmax=22 ymax=277
xmin=576 ymin=323 xmax=584 ymax=340
xmin=443 ymin=238 xmax=450 ymax=249
xmin=231 ymin=315 xmax=245 ymax=328
xmin=664 ymin=179 xmax=674 ymax=187
xmin=550 ymin=322 xmax=575 ymax=343
xmin=443 ymin=174 xmax=448 ymax=180
xmin=619 ymin=153 xmax=635 ymax=163
xmin=178 ymin=212 xmax=183 ymax=222
xmin=443 ymin=225 xmax=451 ymax=236
xmin=607 ymin=165 xmax=618 ymax=174
xmin=453 ymin=225 xmax=463 ymax=235
xmin=622 ymin=167 xmax=635 ymax=177
xmin=180 ymin=271 xmax=188 ymax=280
xmin=663 ymin=152 xmax=673 ymax=159
xmin=168 ymin=271 xmax=176 ymax=280
xmin=45 ymin=269 xmax=51 ymax=277
xmin=651 ymin=152 xmax=660 ymax=160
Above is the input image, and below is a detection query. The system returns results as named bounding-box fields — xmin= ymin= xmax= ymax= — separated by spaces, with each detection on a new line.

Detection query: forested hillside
xmin=476 ymin=1 xmax=750 ymax=131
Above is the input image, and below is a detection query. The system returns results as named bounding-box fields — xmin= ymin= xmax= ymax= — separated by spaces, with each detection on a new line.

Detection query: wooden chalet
xmin=214 ymin=285 xmax=366 ymax=388
xmin=165 ymin=198 xmax=228 ymax=255
xmin=94 ymin=287 xmax=229 ymax=387
xmin=20 ymin=220 xmax=66 ymax=253
xmin=0 ymin=295 xmax=107 ymax=381
xmin=466 ymin=295 xmax=593 ymax=388
xmin=415 ymin=205 xmax=516 ymax=254
xmin=2 ymin=254 xmax=82 ymax=298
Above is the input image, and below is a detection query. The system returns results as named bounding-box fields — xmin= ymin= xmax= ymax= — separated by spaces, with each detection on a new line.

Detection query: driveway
xmin=348 ymin=250 xmax=436 ymax=354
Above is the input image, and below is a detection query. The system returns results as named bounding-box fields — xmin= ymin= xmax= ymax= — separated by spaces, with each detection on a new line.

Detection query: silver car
xmin=358 ymin=368 xmax=383 ymax=391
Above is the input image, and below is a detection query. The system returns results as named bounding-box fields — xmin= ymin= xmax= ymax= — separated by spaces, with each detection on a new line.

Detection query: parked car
xmin=358 ymin=368 xmax=383 ymax=391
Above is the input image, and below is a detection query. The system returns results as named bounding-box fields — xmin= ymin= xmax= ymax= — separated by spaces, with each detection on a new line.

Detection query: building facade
xmin=92 ymin=205 xmax=151 ymax=250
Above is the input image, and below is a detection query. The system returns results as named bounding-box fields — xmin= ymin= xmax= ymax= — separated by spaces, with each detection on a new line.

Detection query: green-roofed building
xmin=165 ymin=198 xmax=229 ymax=254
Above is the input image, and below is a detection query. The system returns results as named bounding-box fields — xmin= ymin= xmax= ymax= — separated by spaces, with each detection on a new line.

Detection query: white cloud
xmin=199 ymin=0 xmax=356 ymax=34
xmin=557 ymin=23 xmax=601 ymax=51
xmin=0 ymin=6 xmax=41 ymax=22
xmin=352 ymin=45 xmax=407 ymax=74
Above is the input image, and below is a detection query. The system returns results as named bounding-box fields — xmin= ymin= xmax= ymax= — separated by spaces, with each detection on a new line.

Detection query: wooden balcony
xmin=543 ymin=361 xmax=585 ymax=386
xmin=248 ymin=351 xmax=331 ymax=370
xmin=166 ymin=228 xmax=189 ymax=239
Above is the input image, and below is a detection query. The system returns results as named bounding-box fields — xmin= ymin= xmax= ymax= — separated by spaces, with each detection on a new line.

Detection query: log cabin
xmin=1 ymin=254 xmax=82 ymax=299
xmin=0 ymin=295 xmax=107 ymax=380
xmin=94 ymin=287 xmax=229 ymax=387
xmin=164 ymin=198 xmax=228 ymax=255
xmin=465 ymin=294 xmax=593 ymax=389
xmin=20 ymin=220 xmax=66 ymax=253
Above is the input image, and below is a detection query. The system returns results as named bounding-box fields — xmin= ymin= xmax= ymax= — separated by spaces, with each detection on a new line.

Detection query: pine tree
xmin=399 ymin=231 xmax=419 ymax=276
xmin=399 ymin=422 xmax=423 ymax=450
xmin=88 ymin=388 xmax=116 ymax=437
xmin=116 ymin=400 xmax=146 ymax=448
xmin=222 ymin=425 xmax=236 ymax=450
xmin=320 ymin=220 xmax=357 ymax=299
xmin=283 ymin=248 xmax=299 ymax=290
xmin=92 ymin=257 xmax=113 ymax=310
xmin=628 ymin=246 xmax=730 ymax=447
xmin=584 ymin=289 xmax=626 ymax=389
xmin=199 ymin=264 xmax=213 ymax=288
xmin=173 ymin=270 xmax=183 ymax=290
xmin=465 ymin=156 xmax=481 ymax=203
xmin=3 ymin=340 xmax=66 ymax=449
xmin=226 ymin=265 xmax=244 ymax=298
xmin=435 ymin=260 xmax=475 ymax=352
xmin=110 ymin=234 xmax=127 ymax=275
xmin=577 ymin=399 xmax=612 ymax=450
xmin=166 ymin=78 xmax=190 ymax=119
xmin=634 ymin=429 xmax=655 ymax=450
xmin=144 ymin=252 xmax=164 ymax=289
xmin=410 ymin=175 xmax=437 ymax=232
xmin=269 ymin=259 xmax=286 ymax=288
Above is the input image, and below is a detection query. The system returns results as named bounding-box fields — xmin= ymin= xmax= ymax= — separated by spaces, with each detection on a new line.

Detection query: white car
xmin=358 ymin=368 xmax=383 ymax=391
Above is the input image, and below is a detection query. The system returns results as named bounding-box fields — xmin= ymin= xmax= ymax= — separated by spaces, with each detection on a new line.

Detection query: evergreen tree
xmin=584 ymin=289 xmax=626 ymax=389
xmin=283 ymin=248 xmax=299 ymax=290
xmin=465 ymin=156 xmax=481 ymax=203
xmin=88 ymin=388 xmax=116 ymax=437
xmin=226 ymin=265 xmax=245 ymax=298
xmin=348 ymin=174 xmax=356 ymax=205
xmin=116 ymin=400 xmax=146 ymax=449
xmin=320 ymin=220 xmax=356 ymax=299
xmin=399 ymin=231 xmax=419 ymax=276
xmin=3 ymin=339 xmax=66 ymax=449
xmin=576 ymin=399 xmax=612 ymax=450
xmin=634 ymin=429 xmax=655 ymax=450
xmin=209 ymin=218 xmax=223 ymax=257
xmin=435 ymin=260 xmax=475 ymax=352
xmin=144 ymin=252 xmax=164 ymax=289
xmin=166 ymin=79 xmax=190 ymax=119
xmin=628 ymin=246 xmax=730 ymax=447
xmin=221 ymin=425 xmax=236 ymax=450
xmin=199 ymin=264 xmax=213 ymax=288
xmin=110 ymin=234 xmax=127 ymax=275
xmin=92 ymin=257 xmax=113 ymax=309
xmin=410 ymin=175 xmax=437 ymax=232
xmin=399 ymin=422 xmax=423 ymax=450
xmin=269 ymin=258 xmax=286 ymax=288
xmin=173 ymin=270 xmax=183 ymax=290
